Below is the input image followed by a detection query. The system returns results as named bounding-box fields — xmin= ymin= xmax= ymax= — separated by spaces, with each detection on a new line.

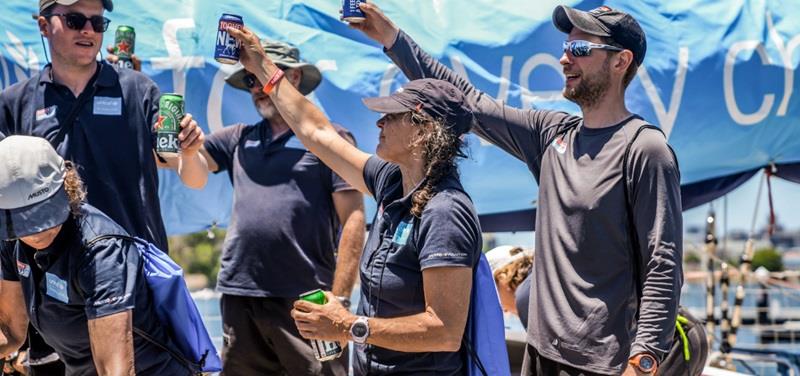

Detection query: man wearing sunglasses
xmin=192 ymin=40 xmax=364 ymax=376
xmin=0 ymin=1 xmax=209 ymax=373
xmin=352 ymin=3 xmax=682 ymax=376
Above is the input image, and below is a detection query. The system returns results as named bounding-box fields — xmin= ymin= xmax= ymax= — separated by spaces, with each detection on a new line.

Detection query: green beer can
xmin=156 ymin=94 xmax=183 ymax=155
xmin=114 ymin=25 xmax=135 ymax=69
xmin=298 ymin=289 xmax=344 ymax=361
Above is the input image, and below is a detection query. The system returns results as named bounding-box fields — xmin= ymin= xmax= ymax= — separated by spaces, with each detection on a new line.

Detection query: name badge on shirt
xmin=244 ymin=139 xmax=261 ymax=148
xmin=284 ymin=136 xmax=308 ymax=151
xmin=45 ymin=272 xmax=69 ymax=303
xmin=93 ymin=96 xmax=122 ymax=116
xmin=16 ymin=261 xmax=30 ymax=278
xmin=392 ymin=221 xmax=413 ymax=246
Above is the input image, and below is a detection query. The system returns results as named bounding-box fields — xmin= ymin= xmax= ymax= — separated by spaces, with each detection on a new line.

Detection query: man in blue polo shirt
xmin=198 ymin=40 xmax=365 ymax=376
xmin=0 ymin=0 xmax=208 ymax=252
xmin=0 ymin=0 xmax=208 ymax=373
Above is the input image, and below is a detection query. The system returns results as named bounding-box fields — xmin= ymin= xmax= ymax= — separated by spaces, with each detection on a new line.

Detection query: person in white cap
xmin=0 ymin=136 xmax=191 ymax=376
xmin=486 ymin=246 xmax=534 ymax=323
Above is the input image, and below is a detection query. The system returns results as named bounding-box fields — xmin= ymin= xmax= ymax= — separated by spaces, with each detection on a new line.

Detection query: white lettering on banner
xmin=724 ymin=11 xmax=800 ymax=126
xmin=1 ymin=30 xmax=39 ymax=90
xmin=638 ymin=47 xmax=689 ymax=139
xmin=724 ymin=40 xmax=774 ymax=126
xmin=151 ymin=19 xmax=205 ymax=96
xmin=379 ymin=64 xmax=401 ymax=97
xmin=207 ymin=64 xmax=240 ymax=133
xmin=519 ymin=53 xmax=563 ymax=110
xmin=766 ymin=11 xmax=800 ymax=116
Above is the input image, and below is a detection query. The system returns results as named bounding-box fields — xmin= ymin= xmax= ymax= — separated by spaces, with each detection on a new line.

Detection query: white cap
xmin=39 ymin=0 xmax=113 ymax=13
xmin=486 ymin=245 xmax=531 ymax=272
xmin=0 ymin=136 xmax=69 ymax=240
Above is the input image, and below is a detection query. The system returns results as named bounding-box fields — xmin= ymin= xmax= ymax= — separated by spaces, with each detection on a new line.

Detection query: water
xmin=193 ymin=282 xmax=800 ymax=375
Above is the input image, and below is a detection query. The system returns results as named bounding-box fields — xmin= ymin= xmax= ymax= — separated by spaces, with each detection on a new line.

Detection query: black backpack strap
xmin=49 ymin=81 xmax=98 ymax=150
xmin=622 ymin=123 xmax=665 ymax=300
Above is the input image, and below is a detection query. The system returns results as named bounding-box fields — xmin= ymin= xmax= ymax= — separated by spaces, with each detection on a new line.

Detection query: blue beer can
xmin=215 ymin=13 xmax=244 ymax=65
xmin=342 ymin=0 xmax=366 ymax=23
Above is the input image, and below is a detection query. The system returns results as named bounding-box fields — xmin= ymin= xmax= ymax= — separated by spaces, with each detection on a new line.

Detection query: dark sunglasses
xmin=45 ymin=13 xmax=111 ymax=33
xmin=562 ymin=40 xmax=623 ymax=57
xmin=243 ymin=73 xmax=260 ymax=89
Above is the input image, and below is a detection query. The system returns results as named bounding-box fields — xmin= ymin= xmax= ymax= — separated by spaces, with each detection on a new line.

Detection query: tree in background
xmin=752 ymin=247 xmax=784 ymax=272
xmin=169 ymin=228 xmax=226 ymax=286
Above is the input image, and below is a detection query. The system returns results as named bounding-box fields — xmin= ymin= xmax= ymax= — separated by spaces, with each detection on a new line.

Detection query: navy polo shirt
xmin=0 ymin=62 xmax=168 ymax=252
xmin=354 ymin=156 xmax=482 ymax=376
xmin=0 ymin=204 xmax=187 ymax=375
xmin=204 ymin=120 xmax=356 ymax=298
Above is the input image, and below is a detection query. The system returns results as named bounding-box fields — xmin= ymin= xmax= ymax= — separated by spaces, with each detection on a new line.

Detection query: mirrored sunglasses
xmin=562 ymin=40 xmax=623 ymax=57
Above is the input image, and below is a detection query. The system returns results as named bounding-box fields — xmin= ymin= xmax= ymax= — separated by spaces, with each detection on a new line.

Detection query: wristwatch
xmin=349 ymin=316 xmax=370 ymax=344
xmin=629 ymin=352 xmax=658 ymax=375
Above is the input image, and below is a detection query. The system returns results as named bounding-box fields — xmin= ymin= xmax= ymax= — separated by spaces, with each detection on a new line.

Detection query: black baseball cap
xmin=553 ymin=5 xmax=647 ymax=66
xmin=362 ymin=79 xmax=473 ymax=135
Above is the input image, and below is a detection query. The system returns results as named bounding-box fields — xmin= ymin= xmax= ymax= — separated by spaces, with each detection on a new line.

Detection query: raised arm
xmin=351 ymin=3 xmax=572 ymax=169
xmin=88 ymin=311 xmax=135 ymax=376
xmin=228 ymin=27 xmax=372 ymax=194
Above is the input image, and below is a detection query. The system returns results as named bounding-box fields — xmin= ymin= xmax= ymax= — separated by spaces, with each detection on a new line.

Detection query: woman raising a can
xmin=229 ymin=26 xmax=483 ymax=375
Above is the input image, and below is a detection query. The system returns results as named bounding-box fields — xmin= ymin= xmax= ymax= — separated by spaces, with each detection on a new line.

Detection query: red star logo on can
xmin=117 ymin=40 xmax=131 ymax=54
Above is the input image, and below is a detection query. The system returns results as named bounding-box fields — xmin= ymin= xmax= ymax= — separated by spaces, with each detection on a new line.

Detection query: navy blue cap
xmin=362 ymin=79 xmax=473 ymax=135
xmin=553 ymin=5 xmax=647 ymax=65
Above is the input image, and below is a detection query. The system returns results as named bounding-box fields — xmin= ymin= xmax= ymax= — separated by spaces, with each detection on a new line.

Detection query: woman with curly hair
xmin=0 ymin=136 xmax=189 ymax=375
xmin=228 ymin=27 xmax=487 ymax=375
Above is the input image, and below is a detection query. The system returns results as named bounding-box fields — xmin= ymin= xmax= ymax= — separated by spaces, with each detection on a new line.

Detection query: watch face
xmin=352 ymin=323 xmax=368 ymax=337
xmin=639 ymin=355 xmax=655 ymax=371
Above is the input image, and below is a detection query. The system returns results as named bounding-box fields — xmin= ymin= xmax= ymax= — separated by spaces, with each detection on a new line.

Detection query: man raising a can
xmin=351 ymin=3 xmax=683 ymax=376
xmin=199 ymin=39 xmax=365 ymax=376
xmin=0 ymin=0 xmax=209 ymax=372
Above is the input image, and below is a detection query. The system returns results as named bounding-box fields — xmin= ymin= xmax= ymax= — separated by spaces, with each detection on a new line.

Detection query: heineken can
xmin=342 ymin=0 xmax=366 ymax=23
xmin=299 ymin=289 xmax=344 ymax=362
xmin=114 ymin=25 xmax=135 ymax=69
xmin=215 ymin=14 xmax=244 ymax=65
xmin=156 ymin=94 xmax=183 ymax=155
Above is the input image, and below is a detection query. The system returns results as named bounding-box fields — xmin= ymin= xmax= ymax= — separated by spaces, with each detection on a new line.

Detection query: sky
xmin=494 ymin=171 xmax=800 ymax=249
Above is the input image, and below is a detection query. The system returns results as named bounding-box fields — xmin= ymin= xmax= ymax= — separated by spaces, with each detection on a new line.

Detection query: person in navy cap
xmin=227 ymin=26 xmax=486 ymax=375
xmin=0 ymin=136 xmax=190 ymax=376
xmin=353 ymin=3 xmax=682 ymax=376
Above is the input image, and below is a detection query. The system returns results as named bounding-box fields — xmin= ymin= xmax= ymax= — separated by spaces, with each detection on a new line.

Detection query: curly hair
xmin=494 ymin=248 xmax=534 ymax=291
xmin=63 ymin=161 xmax=86 ymax=216
xmin=408 ymin=111 xmax=467 ymax=218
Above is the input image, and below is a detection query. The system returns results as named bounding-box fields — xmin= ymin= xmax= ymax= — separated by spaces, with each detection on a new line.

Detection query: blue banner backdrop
xmin=2 ymin=0 xmax=799 ymax=234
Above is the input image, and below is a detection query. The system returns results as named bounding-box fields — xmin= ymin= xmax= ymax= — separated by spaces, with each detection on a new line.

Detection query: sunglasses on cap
xmin=45 ymin=13 xmax=111 ymax=33
xmin=243 ymin=73 xmax=260 ymax=89
xmin=562 ymin=40 xmax=623 ymax=57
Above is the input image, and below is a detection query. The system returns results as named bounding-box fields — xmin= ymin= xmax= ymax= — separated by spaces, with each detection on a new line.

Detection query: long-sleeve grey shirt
xmin=385 ymin=30 xmax=683 ymax=374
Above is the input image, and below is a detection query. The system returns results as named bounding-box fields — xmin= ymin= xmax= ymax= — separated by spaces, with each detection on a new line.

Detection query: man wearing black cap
xmin=193 ymin=40 xmax=365 ymax=376
xmin=0 ymin=0 xmax=209 ymax=373
xmin=353 ymin=4 xmax=682 ymax=376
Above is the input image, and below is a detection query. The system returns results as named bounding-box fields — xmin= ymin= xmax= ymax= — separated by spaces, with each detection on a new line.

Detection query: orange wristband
xmin=262 ymin=68 xmax=285 ymax=95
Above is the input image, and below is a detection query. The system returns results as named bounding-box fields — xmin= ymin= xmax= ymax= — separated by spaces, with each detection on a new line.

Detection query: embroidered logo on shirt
xmin=35 ymin=106 xmax=57 ymax=122
xmin=93 ymin=96 xmax=122 ymax=116
xmin=392 ymin=221 xmax=413 ymax=246
xmin=284 ymin=136 xmax=308 ymax=151
xmin=551 ymin=136 xmax=567 ymax=154
xmin=244 ymin=139 xmax=261 ymax=148
xmin=45 ymin=272 xmax=69 ymax=303
xmin=16 ymin=261 xmax=30 ymax=278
